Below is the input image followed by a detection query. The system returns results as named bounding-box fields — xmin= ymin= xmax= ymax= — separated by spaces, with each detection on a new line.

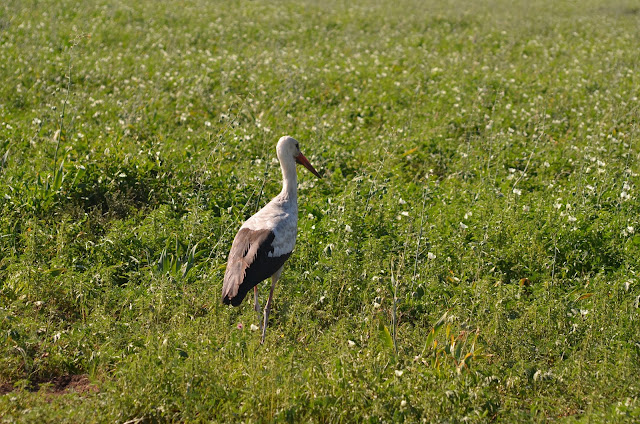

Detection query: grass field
xmin=1 ymin=0 xmax=639 ymax=422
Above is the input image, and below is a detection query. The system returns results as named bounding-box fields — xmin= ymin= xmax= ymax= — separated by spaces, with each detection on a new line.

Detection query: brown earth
xmin=0 ymin=374 xmax=98 ymax=395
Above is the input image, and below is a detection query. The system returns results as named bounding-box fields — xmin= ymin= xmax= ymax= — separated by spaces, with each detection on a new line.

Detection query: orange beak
xmin=295 ymin=153 xmax=321 ymax=178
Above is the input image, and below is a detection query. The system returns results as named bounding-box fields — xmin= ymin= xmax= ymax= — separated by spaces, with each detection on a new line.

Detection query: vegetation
xmin=1 ymin=0 xmax=639 ymax=421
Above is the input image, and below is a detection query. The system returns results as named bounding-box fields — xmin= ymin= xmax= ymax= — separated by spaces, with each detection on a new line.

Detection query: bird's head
xmin=276 ymin=136 xmax=321 ymax=178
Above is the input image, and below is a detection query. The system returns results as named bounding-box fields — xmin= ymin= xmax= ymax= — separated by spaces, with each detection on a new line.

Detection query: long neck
xmin=279 ymin=157 xmax=298 ymax=201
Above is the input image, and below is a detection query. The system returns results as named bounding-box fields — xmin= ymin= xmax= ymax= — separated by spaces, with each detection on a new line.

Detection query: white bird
xmin=221 ymin=136 xmax=321 ymax=343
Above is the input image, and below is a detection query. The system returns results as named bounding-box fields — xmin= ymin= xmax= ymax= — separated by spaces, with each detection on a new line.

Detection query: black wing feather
xmin=222 ymin=228 xmax=291 ymax=306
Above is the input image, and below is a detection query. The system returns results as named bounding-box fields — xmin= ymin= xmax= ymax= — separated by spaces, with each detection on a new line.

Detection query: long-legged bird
xmin=221 ymin=136 xmax=321 ymax=343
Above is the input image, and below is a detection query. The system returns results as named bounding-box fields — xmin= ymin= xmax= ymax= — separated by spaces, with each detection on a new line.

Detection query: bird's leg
xmin=253 ymin=286 xmax=261 ymax=312
xmin=261 ymin=268 xmax=282 ymax=344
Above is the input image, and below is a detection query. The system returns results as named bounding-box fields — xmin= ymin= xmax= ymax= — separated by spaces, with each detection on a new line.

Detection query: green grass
xmin=1 ymin=0 xmax=639 ymax=421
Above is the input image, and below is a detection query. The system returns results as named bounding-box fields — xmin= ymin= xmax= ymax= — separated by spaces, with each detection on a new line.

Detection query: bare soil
xmin=0 ymin=374 xmax=98 ymax=395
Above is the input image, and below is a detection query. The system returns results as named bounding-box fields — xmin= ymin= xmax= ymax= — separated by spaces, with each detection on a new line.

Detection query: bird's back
xmin=221 ymin=197 xmax=297 ymax=306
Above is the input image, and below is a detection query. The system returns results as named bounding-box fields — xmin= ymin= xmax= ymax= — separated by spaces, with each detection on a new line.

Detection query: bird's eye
xmin=295 ymin=143 xmax=299 ymax=149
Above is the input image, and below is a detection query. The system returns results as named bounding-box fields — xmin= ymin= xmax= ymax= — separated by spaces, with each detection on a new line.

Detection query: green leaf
xmin=53 ymin=159 xmax=65 ymax=191
xmin=434 ymin=311 xmax=448 ymax=334
xmin=424 ymin=328 xmax=436 ymax=354
xmin=379 ymin=322 xmax=395 ymax=352
xmin=44 ymin=267 xmax=67 ymax=277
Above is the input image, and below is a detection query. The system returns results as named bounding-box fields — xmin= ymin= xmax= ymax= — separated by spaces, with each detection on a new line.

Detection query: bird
xmin=221 ymin=136 xmax=321 ymax=343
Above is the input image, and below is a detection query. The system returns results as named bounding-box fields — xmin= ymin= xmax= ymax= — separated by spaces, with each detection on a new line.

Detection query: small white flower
xmin=513 ymin=188 xmax=522 ymax=196
xmin=348 ymin=340 xmax=356 ymax=347
xmin=459 ymin=222 xmax=468 ymax=229
xmin=400 ymin=211 xmax=409 ymax=217
xmin=204 ymin=121 xmax=211 ymax=127
xmin=400 ymin=400 xmax=407 ymax=407
xmin=399 ymin=198 xmax=407 ymax=205
xmin=464 ymin=211 xmax=472 ymax=219
xmin=250 ymin=324 xmax=259 ymax=332
xmin=395 ymin=370 xmax=403 ymax=377
xmin=428 ymin=252 xmax=436 ymax=260
xmin=533 ymin=370 xmax=542 ymax=381
xmin=627 ymin=226 xmax=635 ymax=234
xmin=522 ymin=205 xmax=530 ymax=213
xmin=567 ymin=215 xmax=577 ymax=222
xmin=345 ymin=225 xmax=353 ymax=233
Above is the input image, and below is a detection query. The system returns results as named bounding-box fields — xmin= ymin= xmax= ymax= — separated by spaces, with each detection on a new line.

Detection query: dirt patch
xmin=0 ymin=382 xmax=13 ymax=395
xmin=46 ymin=374 xmax=98 ymax=395
xmin=0 ymin=374 xmax=98 ymax=396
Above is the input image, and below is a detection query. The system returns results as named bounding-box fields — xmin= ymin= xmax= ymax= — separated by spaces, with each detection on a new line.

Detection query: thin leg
xmin=253 ymin=286 xmax=261 ymax=312
xmin=261 ymin=268 xmax=282 ymax=344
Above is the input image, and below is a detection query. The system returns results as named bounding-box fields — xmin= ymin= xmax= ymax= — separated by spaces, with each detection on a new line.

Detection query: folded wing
xmin=222 ymin=228 xmax=292 ymax=306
